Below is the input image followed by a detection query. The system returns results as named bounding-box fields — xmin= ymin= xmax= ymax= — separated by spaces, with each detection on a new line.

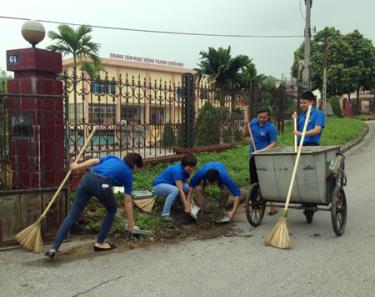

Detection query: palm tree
xmin=197 ymin=46 xmax=250 ymax=90
xmin=47 ymin=24 xmax=100 ymax=69
xmin=81 ymin=61 xmax=104 ymax=80
xmin=47 ymin=24 xmax=100 ymax=122
xmin=197 ymin=46 xmax=250 ymax=143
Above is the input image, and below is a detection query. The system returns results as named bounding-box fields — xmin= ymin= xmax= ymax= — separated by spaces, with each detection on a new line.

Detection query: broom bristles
xmin=264 ymin=212 xmax=292 ymax=249
xmin=15 ymin=221 xmax=44 ymax=253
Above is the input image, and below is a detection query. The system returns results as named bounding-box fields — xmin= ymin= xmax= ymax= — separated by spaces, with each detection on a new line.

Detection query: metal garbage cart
xmin=245 ymin=146 xmax=347 ymax=236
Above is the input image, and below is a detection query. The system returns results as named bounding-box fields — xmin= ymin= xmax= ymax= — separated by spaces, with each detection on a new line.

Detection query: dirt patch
xmin=25 ymin=216 xmax=237 ymax=267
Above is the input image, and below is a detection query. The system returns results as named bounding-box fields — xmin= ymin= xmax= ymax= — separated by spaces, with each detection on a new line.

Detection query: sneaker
xmin=45 ymin=249 xmax=56 ymax=259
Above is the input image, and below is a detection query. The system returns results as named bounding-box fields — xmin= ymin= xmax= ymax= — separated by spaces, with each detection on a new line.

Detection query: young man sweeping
xmin=152 ymin=153 xmax=197 ymax=221
xmin=293 ymin=91 xmax=325 ymax=146
xmin=189 ymin=161 xmax=241 ymax=220
xmin=292 ymin=91 xmax=325 ymax=218
xmin=243 ymin=106 xmax=278 ymax=215
xmin=45 ymin=153 xmax=143 ymax=259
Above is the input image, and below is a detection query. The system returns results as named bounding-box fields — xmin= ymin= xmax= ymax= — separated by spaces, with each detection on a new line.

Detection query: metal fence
xmin=0 ymin=71 xmax=291 ymax=191
xmin=62 ymin=70 xmax=256 ymax=161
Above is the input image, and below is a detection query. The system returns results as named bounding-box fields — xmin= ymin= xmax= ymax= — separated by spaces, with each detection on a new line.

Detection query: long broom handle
xmin=294 ymin=117 xmax=298 ymax=153
xmin=248 ymin=122 xmax=257 ymax=151
xmin=40 ymin=126 xmax=97 ymax=218
xmin=284 ymin=105 xmax=312 ymax=212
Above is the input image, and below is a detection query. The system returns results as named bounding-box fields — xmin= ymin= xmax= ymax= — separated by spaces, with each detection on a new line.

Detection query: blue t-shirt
xmin=297 ymin=107 xmax=325 ymax=145
xmin=152 ymin=163 xmax=190 ymax=187
xmin=248 ymin=119 xmax=278 ymax=157
xmin=189 ymin=161 xmax=241 ymax=196
xmin=90 ymin=155 xmax=133 ymax=195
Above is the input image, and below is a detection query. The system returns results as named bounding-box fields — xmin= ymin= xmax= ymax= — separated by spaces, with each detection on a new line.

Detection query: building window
xmin=176 ymin=87 xmax=184 ymax=99
xmin=121 ymin=105 xmax=140 ymax=124
xmin=89 ymin=103 xmax=116 ymax=124
xmin=91 ymin=81 xmax=115 ymax=95
xmin=69 ymin=104 xmax=84 ymax=122
xmin=150 ymin=107 xmax=164 ymax=125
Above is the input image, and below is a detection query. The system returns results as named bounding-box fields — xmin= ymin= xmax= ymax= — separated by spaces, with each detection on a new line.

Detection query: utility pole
xmin=322 ymin=32 xmax=328 ymax=114
xmin=302 ymin=0 xmax=312 ymax=91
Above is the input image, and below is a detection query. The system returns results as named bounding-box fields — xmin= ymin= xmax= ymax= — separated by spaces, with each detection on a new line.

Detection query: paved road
xmin=1 ymin=122 xmax=375 ymax=297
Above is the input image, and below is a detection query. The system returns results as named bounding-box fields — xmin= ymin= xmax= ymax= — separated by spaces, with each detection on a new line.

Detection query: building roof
xmin=63 ymin=57 xmax=196 ymax=75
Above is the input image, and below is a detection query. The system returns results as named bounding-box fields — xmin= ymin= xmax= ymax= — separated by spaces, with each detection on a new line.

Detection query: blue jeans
xmin=152 ymin=183 xmax=190 ymax=216
xmin=52 ymin=171 xmax=117 ymax=251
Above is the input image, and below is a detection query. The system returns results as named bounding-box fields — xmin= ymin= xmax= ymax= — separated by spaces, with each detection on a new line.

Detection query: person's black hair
xmin=205 ymin=169 xmax=219 ymax=184
xmin=181 ymin=153 xmax=197 ymax=167
xmin=123 ymin=153 xmax=143 ymax=169
xmin=301 ymin=91 xmax=315 ymax=101
xmin=257 ymin=106 xmax=271 ymax=115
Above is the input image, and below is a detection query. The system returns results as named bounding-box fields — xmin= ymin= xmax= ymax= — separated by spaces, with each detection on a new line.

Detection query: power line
xmin=0 ymin=15 xmax=304 ymax=39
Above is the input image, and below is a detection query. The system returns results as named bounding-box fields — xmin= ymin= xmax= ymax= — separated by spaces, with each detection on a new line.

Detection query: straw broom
xmin=15 ymin=127 xmax=97 ymax=252
xmin=264 ymin=105 xmax=312 ymax=249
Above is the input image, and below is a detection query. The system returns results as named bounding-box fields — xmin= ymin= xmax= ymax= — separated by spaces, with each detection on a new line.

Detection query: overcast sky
xmin=1 ymin=0 xmax=374 ymax=79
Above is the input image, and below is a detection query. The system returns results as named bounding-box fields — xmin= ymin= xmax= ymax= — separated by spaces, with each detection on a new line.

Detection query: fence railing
xmin=63 ymin=71 xmax=254 ymax=161
xmin=0 ymin=70 xmax=291 ymax=191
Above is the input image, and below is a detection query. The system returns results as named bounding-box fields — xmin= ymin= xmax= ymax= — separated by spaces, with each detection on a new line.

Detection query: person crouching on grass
xmin=45 ymin=153 xmax=143 ymax=259
xmin=189 ymin=161 xmax=241 ymax=220
xmin=152 ymin=153 xmax=197 ymax=222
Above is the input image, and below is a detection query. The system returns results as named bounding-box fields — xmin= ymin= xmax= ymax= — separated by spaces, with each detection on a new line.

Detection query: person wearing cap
xmin=293 ymin=91 xmax=325 ymax=146
xmin=243 ymin=106 xmax=278 ymax=215
xmin=189 ymin=161 xmax=241 ymax=220
xmin=45 ymin=153 xmax=143 ymax=259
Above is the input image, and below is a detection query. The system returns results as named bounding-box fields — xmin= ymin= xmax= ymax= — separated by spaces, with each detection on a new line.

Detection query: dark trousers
xmin=249 ymin=157 xmax=259 ymax=184
xmin=52 ymin=171 xmax=117 ymax=251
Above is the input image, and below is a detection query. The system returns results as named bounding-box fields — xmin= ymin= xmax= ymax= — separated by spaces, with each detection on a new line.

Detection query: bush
xmin=161 ymin=122 xmax=176 ymax=147
xmin=329 ymin=96 xmax=342 ymax=117
xmin=224 ymin=126 xmax=243 ymax=143
xmin=194 ymin=102 xmax=220 ymax=146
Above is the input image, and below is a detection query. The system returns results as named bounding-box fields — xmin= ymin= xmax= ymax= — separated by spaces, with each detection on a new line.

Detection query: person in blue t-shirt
xmin=293 ymin=91 xmax=325 ymax=146
xmin=244 ymin=106 xmax=277 ymax=184
xmin=243 ymin=106 xmax=278 ymax=214
xmin=189 ymin=162 xmax=241 ymax=220
xmin=244 ymin=106 xmax=278 ymax=184
xmin=45 ymin=153 xmax=143 ymax=259
xmin=152 ymin=153 xmax=197 ymax=221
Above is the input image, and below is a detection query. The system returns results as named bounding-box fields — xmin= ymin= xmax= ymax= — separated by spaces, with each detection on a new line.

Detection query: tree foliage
xmin=291 ymin=27 xmax=375 ymax=98
xmin=47 ymin=24 xmax=101 ymax=69
xmin=0 ymin=70 xmax=12 ymax=93
xmin=197 ymin=46 xmax=251 ymax=90
xmin=194 ymin=102 xmax=220 ymax=146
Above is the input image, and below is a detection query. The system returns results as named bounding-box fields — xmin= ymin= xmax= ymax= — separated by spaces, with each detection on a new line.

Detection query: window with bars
xmin=150 ymin=107 xmax=165 ymax=125
xmin=91 ymin=81 xmax=115 ymax=95
xmin=89 ymin=103 xmax=116 ymax=124
xmin=68 ymin=104 xmax=84 ymax=122
xmin=120 ymin=105 xmax=141 ymax=124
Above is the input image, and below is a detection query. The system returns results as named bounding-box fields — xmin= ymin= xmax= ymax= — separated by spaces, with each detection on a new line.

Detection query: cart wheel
xmin=245 ymin=183 xmax=266 ymax=227
xmin=331 ymin=186 xmax=347 ymax=236
xmin=303 ymin=208 xmax=314 ymax=224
